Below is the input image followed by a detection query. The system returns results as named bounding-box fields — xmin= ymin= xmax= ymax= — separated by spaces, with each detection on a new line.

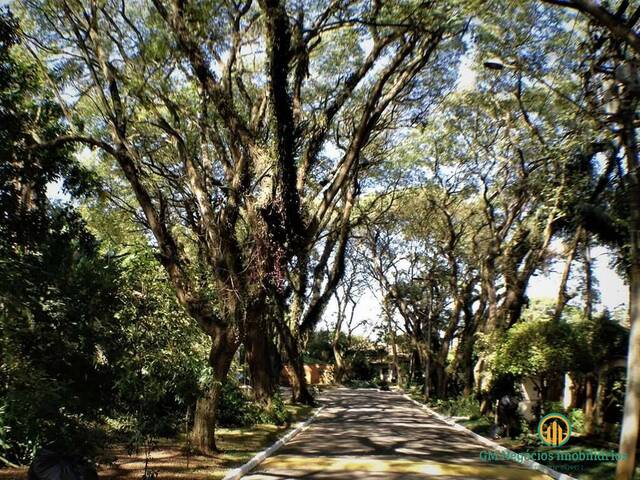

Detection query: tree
xmin=0 ymin=8 xmax=117 ymax=462
xmin=487 ymin=302 xmax=580 ymax=408
xmin=21 ymin=0 xmax=469 ymax=452
xmin=331 ymin=251 xmax=367 ymax=384
xmin=534 ymin=2 xmax=640 ymax=476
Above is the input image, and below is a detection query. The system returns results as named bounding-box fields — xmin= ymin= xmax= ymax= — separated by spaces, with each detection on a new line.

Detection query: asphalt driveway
xmin=242 ymin=388 xmax=553 ymax=479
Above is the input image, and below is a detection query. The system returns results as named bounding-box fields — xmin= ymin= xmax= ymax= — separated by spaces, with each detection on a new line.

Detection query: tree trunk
xmin=389 ymin=319 xmax=402 ymax=387
xmin=418 ymin=343 xmax=430 ymax=401
xmin=616 ymin=93 xmax=640 ymax=480
xmin=617 ymin=260 xmax=640 ymax=479
xmin=245 ymin=322 xmax=280 ymax=405
xmin=274 ymin=315 xmax=315 ymax=405
xmin=584 ymin=373 xmax=596 ymax=435
xmin=583 ymin=235 xmax=594 ymax=322
xmin=461 ymin=343 xmax=475 ymax=397
xmin=553 ymin=228 xmax=581 ymax=322
xmin=192 ymin=385 xmax=222 ymax=454
xmin=457 ymin=306 xmax=478 ymax=396
xmin=287 ymin=354 xmax=314 ymax=404
xmin=333 ymin=339 xmax=346 ymax=384
xmin=192 ymin=326 xmax=238 ymax=454
xmin=244 ymin=300 xmax=280 ymax=405
xmin=594 ymin=367 xmax=607 ymax=431
xmin=381 ymin=295 xmax=402 ymax=386
xmin=434 ymin=362 xmax=448 ymax=399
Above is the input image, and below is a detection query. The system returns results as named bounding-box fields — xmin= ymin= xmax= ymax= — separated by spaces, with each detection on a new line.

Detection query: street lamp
xmin=483 ymin=57 xmax=507 ymax=71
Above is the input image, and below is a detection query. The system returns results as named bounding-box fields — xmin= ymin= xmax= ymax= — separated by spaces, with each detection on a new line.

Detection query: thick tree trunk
xmin=616 ymin=97 xmax=640 ymax=480
xmin=457 ymin=307 xmax=478 ymax=397
xmin=287 ymin=350 xmax=314 ymax=405
xmin=594 ymin=367 xmax=607 ymax=431
xmin=617 ymin=261 xmax=640 ymax=479
xmin=461 ymin=343 xmax=475 ymax=397
xmin=409 ymin=348 xmax=422 ymax=383
xmin=585 ymin=369 xmax=607 ymax=436
xmin=389 ymin=321 xmax=402 ymax=387
xmin=192 ymin=326 xmax=238 ymax=454
xmin=192 ymin=385 xmax=222 ymax=454
xmin=287 ymin=355 xmax=314 ymax=404
xmin=434 ymin=362 xmax=448 ymax=399
xmin=382 ymin=295 xmax=402 ymax=386
xmin=274 ymin=315 xmax=314 ymax=405
xmin=333 ymin=340 xmax=346 ymax=384
xmin=245 ymin=323 xmax=280 ymax=405
xmin=417 ymin=343 xmax=430 ymax=401
xmin=583 ymin=236 xmax=594 ymax=321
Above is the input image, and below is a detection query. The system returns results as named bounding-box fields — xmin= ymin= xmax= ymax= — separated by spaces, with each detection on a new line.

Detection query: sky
xmin=323 ymin=247 xmax=628 ymax=338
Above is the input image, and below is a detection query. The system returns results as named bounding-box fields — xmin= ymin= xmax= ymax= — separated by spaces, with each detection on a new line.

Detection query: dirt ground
xmin=0 ymin=405 xmax=313 ymax=480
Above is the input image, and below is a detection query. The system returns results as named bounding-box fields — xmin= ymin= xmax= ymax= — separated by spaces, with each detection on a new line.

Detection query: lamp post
xmin=483 ymin=57 xmax=508 ymax=70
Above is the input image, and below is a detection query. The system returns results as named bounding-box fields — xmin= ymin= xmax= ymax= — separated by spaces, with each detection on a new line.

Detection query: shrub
xmin=568 ymin=408 xmax=585 ymax=434
xmin=430 ymin=396 xmax=482 ymax=418
xmin=217 ymin=383 xmax=290 ymax=427
xmin=542 ymin=401 xmax=565 ymax=416
xmin=345 ymin=379 xmax=375 ymax=389
xmin=263 ymin=394 xmax=289 ymax=426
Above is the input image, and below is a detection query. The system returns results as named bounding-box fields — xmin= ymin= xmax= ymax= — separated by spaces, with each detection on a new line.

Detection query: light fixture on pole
xmin=483 ymin=57 xmax=506 ymax=70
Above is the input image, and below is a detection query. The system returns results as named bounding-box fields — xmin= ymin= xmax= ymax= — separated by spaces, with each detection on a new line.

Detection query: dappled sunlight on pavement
xmin=243 ymin=388 xmax=553 ymax=479
xmin=252 ymin=454 xmax=550 ymax=479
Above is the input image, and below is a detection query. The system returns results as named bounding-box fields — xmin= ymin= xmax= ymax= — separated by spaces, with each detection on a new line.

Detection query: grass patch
xmin=451 ymin=415 xmax=640 ymax=480
xmin=506 ymin=438 xmax=640 ymax=480
xmin=405 ymin=394 xmax=635 ymax=480
xmin=0 ymin=403 xmax=318 ymax=480
xmin=457 ymin=416 xmax=494 ymax=437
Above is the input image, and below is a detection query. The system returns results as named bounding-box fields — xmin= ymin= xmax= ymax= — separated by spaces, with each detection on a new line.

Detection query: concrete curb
xmin=402 ymin=393 xmax=577 ymax=480
xmin=221 ymin=405 xmax=325 ymax=480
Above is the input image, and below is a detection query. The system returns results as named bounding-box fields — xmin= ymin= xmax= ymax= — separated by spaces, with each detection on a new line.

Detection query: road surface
xmin=243 ymin=388 xmax=553 ymax=479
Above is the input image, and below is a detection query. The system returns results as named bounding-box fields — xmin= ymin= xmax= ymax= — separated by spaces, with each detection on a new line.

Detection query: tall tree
xmin=21 ymin=0 xmax=468 ymax=452
xmin=536 ymin=2 xmax=640 ymax=476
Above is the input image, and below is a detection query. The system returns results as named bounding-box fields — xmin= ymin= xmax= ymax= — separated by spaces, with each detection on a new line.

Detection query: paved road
xmin=243 ymin=388 xmax=553 ymax=480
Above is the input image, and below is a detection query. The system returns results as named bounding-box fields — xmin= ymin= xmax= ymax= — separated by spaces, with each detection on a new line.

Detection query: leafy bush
xmin=542 ymin=401 xmax=565 ymax=416
xmin=349 ymin=353 xmax=376 ymax=382
xmin=430 ymin=396 xmax=482 ymax=418
xmin=487 ymin=314 xmax=580 ymax=382
xmin=216 ymin=382 xmax=248 ymax=427
xmin=217 ymin=383 xmax=290 ymax=427
xmin=264 ymin=394 xmax=289 ymax=426
xmin=569 ymin=408 xmax=585 ymax=434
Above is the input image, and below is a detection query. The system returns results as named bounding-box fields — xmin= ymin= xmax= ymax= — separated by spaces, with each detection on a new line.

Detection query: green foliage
xmin=568 ymin=408 xmax=586 ymax=434
xmin=570 ymin=310 xmax=629 ymax=373
xmin=0 ymin=12 xmax=120 ymax=459
xmin=108 ymin=249 xmax=209 ymax=438
xmin=485 ymin=303 xmax=582 ymax=382
xmin=345 ymin=379 xmax=376 ymax=388
xmin=0 ymin=10 xmax=210 ymax=463
xmin=429 ymin=396 xmax=482 ymax=419
xmin=0 ymin=210 xmax=118 ymax=464
xmin=542 ymin=400 xmax=565 ymax=416
xmin=348 ymin=351 xmax=377 ymax=382
xmin=217 ymin=383 xmax=289 ymax=428
xmin=304 ymin=329 xmax=335 ymax=363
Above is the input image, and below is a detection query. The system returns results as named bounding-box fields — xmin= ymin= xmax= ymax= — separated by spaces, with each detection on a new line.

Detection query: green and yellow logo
xmin=538 ymin=413 xmax=571 ymax=447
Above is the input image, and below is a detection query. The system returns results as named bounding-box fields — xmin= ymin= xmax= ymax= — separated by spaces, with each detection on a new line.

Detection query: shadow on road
xmin=243 ymin=388 xmax=552 ymax=479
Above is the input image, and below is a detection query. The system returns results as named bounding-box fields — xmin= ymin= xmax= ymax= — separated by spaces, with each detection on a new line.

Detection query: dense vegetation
xmin=2 ymin=1 xmax=640 ymax=479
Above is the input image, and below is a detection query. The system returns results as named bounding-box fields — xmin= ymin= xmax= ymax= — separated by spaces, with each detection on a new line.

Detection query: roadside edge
xmin=221 ymin=405 xmax=325 ymax=480
xmin=401 ymin=393 xmax=578 ymax=480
